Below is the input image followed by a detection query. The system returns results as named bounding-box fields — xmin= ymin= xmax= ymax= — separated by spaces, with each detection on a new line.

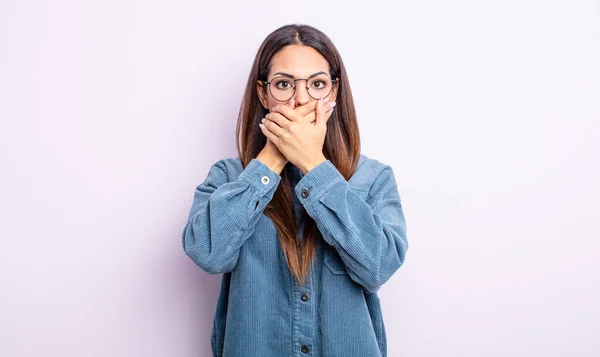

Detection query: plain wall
xmin=2 ymin=0 xmax=599 ymax=356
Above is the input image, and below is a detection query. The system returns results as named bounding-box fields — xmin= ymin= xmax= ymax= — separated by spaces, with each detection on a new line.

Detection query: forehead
xmin=269 ymin=45 xmax=330 ymax=77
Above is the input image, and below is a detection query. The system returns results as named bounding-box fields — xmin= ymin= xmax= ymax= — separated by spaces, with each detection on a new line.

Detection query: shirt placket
xmin=291 ymin=218 xmax=315 ymax=356
xmin=289 ymin=167 xmax=315 ymax=356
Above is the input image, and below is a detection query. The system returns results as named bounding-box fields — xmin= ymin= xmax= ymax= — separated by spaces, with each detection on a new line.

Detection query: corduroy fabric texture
xmin=182 ymin=153 xmax=408 ymax=357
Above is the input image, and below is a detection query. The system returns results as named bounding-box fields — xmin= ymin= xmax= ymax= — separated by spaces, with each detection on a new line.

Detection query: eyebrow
xmin=271 ymin=71 xmax=329 ymax=79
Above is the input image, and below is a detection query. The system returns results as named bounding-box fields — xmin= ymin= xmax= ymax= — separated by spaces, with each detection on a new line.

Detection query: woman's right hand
xmin=257 ymin=98 xmax=294 ymax=173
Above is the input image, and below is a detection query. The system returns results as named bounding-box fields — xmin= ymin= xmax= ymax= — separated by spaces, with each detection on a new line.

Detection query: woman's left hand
xmin=259 ymin=97 xmax=336 ymax=175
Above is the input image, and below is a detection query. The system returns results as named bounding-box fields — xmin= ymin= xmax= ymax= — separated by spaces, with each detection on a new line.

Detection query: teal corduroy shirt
xmin=182 ymin=153 xmax=408 ymax=357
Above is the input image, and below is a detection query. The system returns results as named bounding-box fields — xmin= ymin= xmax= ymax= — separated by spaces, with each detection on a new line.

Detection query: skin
xmin=255 ymin=45 xmax=338 ymax=175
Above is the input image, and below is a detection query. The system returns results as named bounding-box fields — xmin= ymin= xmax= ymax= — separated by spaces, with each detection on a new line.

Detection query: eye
xmin=311 ymin=80 xmax=326 ymax=89
xmin=275 ymin=79 xmax=293 ymax=89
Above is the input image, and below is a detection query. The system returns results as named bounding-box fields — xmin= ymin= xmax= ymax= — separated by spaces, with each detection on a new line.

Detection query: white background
xmin=1 ymin=0 xmax=599 ymax=356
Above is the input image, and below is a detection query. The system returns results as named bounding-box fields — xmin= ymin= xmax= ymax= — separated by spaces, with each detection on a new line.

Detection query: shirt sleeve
xmin=182 ymin=158 xmax=281 ymax=274
xmin=294 ymin=159 xmax=408 ymax=293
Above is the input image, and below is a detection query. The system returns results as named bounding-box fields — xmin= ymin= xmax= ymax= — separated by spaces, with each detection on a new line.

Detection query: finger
xmin=307 ymin=101 xmax=335 ymax=124
xmin=262 ymin=116 xmax=285 ymax=137
xmin=324 ymin=109 xmax=333 ymax=125
xmin=259 ymin=122 xmax=279 ymax=143
xmin=265 ymin=112 xmax=291 ymax=130
xmin=315 ymin=97 xmax=325 ymax=126
xmin=293 ymin=100 xmax=318 ymax=117
xmin=304 ymin=111 xmax=316 ymax=124
xmin=325 ymin=101 xmax=336 ymax=124
xmin=268 ymin=96 xmax=296 ymax=122
xmin=271 ymin=104 xmax=302 ymax=122
xmin=286 ymin=97 xmax=295 ymax=109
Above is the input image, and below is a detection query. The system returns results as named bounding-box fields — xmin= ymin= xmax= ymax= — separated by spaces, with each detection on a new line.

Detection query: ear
xmin=256 ymin=80 xmax=269 ymax=109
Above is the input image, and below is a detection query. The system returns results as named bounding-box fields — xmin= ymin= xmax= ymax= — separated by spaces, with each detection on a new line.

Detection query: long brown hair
xmin=235 ymin=24 xmax=361 ymax=287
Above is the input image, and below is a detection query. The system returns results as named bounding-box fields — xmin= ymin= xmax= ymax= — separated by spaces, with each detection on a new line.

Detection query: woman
xmin=182 ymin=24 xmax=408 ymax=357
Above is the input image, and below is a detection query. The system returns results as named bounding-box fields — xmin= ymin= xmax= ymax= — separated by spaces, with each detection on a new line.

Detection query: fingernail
xmin=330 ymin=102 xmax=336 ymax=108
xmin=323 ymin=97 xmax=330 ymax=103
xmin=261 ymin=118 xmax=266 ymax=123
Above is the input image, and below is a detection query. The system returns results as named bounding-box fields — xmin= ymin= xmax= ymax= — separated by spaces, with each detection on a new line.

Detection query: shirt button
xmin=261 ymin=176 xmax=270 ymax=185
xmin=301 ymin=293 xmax=309 ymax=302
xmin=300 ymin=188 xmax=309 ymax=198
xmin=301 ymin=345 xmax=310 ymax=353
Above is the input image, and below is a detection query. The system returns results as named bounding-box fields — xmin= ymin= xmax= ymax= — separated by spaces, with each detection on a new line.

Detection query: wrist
xmin=256 ymin=151 xmax=287 ymax=174
xmin=299 ymin=155 xmax=327 ymax=175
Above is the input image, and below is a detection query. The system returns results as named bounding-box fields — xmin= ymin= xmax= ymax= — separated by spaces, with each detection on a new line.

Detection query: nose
xmin=293 ymin=80 xmax=311 ymax=107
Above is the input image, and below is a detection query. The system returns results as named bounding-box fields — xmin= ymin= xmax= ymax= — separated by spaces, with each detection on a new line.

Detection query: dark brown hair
xmin=235 ymin=24 xmax=361 ymax=286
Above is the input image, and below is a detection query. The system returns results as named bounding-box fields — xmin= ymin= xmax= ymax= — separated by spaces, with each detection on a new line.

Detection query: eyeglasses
xmin=262 ymin=75 xmax=338 ymax=102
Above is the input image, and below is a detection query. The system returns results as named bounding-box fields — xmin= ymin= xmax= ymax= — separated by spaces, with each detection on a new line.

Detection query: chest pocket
xmin=324 ymin=248 xmax=349 ymax=275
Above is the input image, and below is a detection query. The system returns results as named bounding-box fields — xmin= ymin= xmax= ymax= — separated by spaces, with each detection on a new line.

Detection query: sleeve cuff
xmin=294 ymin=160 xmax=345 ymax=205
xmin=239 ymin=158 xmax=282 ymax=195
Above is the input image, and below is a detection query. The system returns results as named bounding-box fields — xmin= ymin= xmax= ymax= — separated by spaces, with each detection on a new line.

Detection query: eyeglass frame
xmin=261 ymin=74 xmax=338 ymax=102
